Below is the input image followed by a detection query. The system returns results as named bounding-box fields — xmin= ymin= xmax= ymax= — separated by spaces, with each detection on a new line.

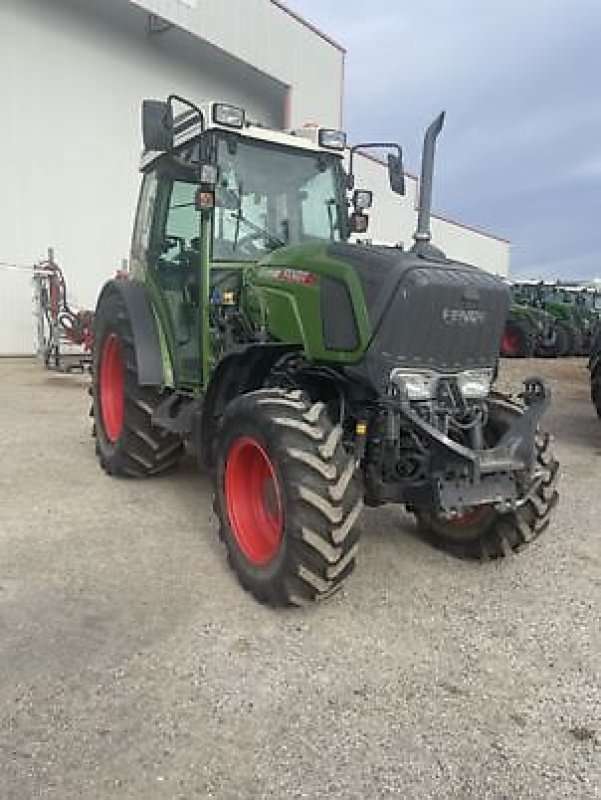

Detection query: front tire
xmin=92 ymin=289 xmax=184 ymax=476
xmin=415 ymin=402 xmax=559 ymax=559
xmin=213 ymin=389 xmax=363 ymax=605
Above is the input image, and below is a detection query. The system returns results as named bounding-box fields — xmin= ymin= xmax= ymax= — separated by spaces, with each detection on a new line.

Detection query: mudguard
xmin=95 ymin=279 xmax=164 ymax=386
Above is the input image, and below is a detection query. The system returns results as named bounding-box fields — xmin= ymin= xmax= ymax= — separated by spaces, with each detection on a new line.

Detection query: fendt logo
xmin=442 ymin=307 xmax=488 ymax=326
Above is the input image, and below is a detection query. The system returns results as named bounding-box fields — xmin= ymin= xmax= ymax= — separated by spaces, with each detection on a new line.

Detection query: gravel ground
xmin=0 ymin=357 xmax=599 ymax=800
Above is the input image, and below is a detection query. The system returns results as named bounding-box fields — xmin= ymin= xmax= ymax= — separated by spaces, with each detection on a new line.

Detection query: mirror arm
xmin=348 ymin=142 xmax=403 ymax=190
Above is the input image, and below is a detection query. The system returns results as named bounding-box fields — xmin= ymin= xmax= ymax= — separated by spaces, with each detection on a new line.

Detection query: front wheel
xmin=415 ymin=423 xmax=559 ymax=559
xmin=213 ymin=389 xmax=363 ymax=605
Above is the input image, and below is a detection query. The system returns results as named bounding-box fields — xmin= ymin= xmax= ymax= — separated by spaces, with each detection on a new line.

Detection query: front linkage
xmin=360 ymin=375 xmax=558 ymax=559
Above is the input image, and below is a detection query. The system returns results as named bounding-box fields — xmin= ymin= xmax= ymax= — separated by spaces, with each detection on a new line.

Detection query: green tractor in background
xmin=91 ymin=96 xmax=559 ymax=605
xmin=589 ymin=320 xmax=601 ymax=417
xmin=501 ymin=302 xmax=556 ymax=358
xmin=511 ymin=283 xmax=585 ymax=356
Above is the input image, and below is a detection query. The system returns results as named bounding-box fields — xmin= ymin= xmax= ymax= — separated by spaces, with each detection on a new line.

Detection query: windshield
xmin=213 ymin=135 xmax=346 ymax=261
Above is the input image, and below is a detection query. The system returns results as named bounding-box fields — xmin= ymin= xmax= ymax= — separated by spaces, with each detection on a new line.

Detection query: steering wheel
xmin=235 ymin=232 xmax=268 ymax=258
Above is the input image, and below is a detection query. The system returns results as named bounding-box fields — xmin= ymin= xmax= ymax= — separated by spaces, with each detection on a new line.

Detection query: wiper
xmin=230 ymin=209 xmax=285 ymax=250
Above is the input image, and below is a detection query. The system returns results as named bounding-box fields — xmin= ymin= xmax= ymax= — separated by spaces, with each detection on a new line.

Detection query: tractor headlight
xmin=390 ymin=369 xmax=437 ymax=400
xmin=456 ymin=368 xmax=494 ymax=399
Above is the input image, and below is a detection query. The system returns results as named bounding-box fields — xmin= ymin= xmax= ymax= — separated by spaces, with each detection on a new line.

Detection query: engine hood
xmin=327 ymin=243 xmax=510 ymax=392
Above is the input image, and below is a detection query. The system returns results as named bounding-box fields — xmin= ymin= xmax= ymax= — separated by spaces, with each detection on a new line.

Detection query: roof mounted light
xmin=319 ymin=128 xmax=347 ymax=150
xmin=213 ymin=103 xmax=245 ymax=129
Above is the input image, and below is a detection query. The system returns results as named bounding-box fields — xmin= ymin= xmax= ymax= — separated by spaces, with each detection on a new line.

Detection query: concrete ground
xmin=0 ymin=357 xmax=599 ymax=800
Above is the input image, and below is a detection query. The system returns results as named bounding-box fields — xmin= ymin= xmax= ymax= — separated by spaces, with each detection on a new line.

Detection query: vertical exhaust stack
xmin=412 ymin=111 xmax=446 ymax=258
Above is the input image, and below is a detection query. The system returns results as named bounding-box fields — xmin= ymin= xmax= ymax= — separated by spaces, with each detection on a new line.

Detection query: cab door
xmin=131 ymin=169 xmax=203 ymax=387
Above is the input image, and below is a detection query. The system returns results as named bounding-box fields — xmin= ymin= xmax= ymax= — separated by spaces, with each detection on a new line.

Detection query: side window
xmin=301 ymin=169 xmax=340 ymax=241
xmin=160 ymin=180 xmax=200 ymax=263
xmin=131 ymin=172 xmax=158 ymax=260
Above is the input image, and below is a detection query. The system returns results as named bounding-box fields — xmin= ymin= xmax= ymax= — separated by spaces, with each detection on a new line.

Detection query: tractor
xmin=512 ymin=282 xmax=588 ymax=356
xmin=588 ymin=317 xmax=601 ymax=417
xmin=91 ymin=96 xmax=559 ymax=605
xmin=501 ymin=301 xmax=556 ymax=358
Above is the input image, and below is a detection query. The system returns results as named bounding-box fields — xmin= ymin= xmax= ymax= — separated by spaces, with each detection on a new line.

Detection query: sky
xmin=291 ymin=0 xmax=601 ymax=279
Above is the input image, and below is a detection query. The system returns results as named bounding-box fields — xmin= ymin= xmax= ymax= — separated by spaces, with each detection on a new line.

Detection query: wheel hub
xmin=224 ymin=436 xmax=284 ymax=565
xmin=99 ymin=332 xmax=125 ymax=443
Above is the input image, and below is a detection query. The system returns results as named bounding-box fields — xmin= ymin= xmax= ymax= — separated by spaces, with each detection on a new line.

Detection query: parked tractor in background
xmin=588 ymin=313 xmax=601 ymax=417
xmin=501 ymin=302 xmax=556 ymax=358
xmin=511 ymin=283 xmax=585 ymax=356
xmin=91 ymin=96 xmax=559 ymax=605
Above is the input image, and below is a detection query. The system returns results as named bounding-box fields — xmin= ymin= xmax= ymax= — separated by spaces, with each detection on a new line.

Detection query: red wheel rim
xmin=99 ymin=333 xmax=124 ymax=443
xmin=447 ymin=505 xmax=492 ymax=528
xmin=501 ymin=329 xmax=520 ymax=356
xmin=224 ymin=436 xmax=284 ymax=565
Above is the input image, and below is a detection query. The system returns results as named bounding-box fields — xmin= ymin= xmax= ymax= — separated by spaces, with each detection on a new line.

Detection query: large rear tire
xmin=92 ymin=289 xmax=184 ymax=476
xmin=213 ymin=389 xmax=363 ymax=605
xmin=415 ymin=399 xmax=559 ymax=559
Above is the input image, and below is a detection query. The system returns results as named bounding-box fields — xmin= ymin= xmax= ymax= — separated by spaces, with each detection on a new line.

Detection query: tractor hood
xmin=327 ymin=243 xmax=510 ymax=392
xmin=251 ymin=241 xmax=509 ymax=391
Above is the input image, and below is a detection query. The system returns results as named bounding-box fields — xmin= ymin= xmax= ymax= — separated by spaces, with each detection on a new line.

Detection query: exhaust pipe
xmin=412 ymin=111 xmax=445 ymax=256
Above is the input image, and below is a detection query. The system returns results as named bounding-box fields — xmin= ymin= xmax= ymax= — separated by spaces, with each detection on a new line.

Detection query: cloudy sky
xmin=292 ymin=0 xmax=601 ymax=278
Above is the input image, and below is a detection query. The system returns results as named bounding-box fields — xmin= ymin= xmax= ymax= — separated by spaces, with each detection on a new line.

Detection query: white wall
xmin=352 ymin=153 xmax=510 ymax=277
xmin=130 ymin=0 xmax=345 ymax=128
xmin=0 ymin=0 xmax=288 ymax=353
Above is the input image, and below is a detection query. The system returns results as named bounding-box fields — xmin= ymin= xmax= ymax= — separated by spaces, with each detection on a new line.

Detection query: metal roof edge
xmin=430 ymin=212 xmax=510 ymax=245
xmin=270 ymin=1 xmax=347 ymax=54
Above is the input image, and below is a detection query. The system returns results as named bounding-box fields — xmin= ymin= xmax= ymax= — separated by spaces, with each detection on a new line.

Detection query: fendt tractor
xmin=501 ymin=302 xmax=557 ymax=358
xmin=91 ymin=96 xmax=559 ymax=605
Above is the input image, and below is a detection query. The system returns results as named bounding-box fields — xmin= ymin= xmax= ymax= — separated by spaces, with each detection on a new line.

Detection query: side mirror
xmin=388 ymin=154 xmax=405 ymax=195
xmin=142 ymin=99 xmax=174 ymax=152
xmin=353 ymin=189 xmax=373 ymax=211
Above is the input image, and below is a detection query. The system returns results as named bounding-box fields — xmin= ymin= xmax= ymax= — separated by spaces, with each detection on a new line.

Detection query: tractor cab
xmin=133 ymin=101 xmax=345 ymax=386
xmin=132 ymin=99 xmax=403 ymax=387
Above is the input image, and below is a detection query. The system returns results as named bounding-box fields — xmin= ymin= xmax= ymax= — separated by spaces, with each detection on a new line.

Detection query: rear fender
xmin=95 ymin=279 xmax=169 ymax=386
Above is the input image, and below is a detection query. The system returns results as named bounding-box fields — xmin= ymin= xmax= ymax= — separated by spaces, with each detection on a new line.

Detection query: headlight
xmin=456 ymin=368 xmax=494 ymax=399
xmin=390 ymin=369 xmax=436 ymax=400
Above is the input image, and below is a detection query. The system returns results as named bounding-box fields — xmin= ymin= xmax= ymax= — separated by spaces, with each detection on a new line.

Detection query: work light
xmin=318 ymin=129 xmax=347 ymax=150
xmin=213 ymin=103 xmax=245 ymax=128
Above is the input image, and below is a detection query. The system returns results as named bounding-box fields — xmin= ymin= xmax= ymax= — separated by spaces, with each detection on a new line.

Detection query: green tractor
xmin=91 ymin=96 xmax=559 ymax=605
xmin=512 ymin=282 xmax=587 ymax=356
xmin=501 ymin=302 xmax=556 ymax=358
xmin=589 ymin=321 xmax=601 ymax=417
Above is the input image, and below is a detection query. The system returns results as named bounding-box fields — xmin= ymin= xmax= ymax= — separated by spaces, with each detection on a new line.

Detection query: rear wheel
xmin=500 ymin=322 xmax=533 ymax=358
xmin=592 ymin=363 xmax=601 ymax=418
xmin=214 ymin=389 xmax=363 ymax=605
xmin=415 ymin=400 xmax=559 ymax=559
xmin=92 ymin=289 xmax=184 ymax=476
xmin=555 ymin=323 xmax=573 ymax=356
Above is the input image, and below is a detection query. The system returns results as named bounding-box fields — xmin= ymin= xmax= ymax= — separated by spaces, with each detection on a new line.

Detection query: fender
xmin=96 ymin=279 xmax=165 ymax=386
xmin=197 ymin=342 xmax=301 ymax=468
